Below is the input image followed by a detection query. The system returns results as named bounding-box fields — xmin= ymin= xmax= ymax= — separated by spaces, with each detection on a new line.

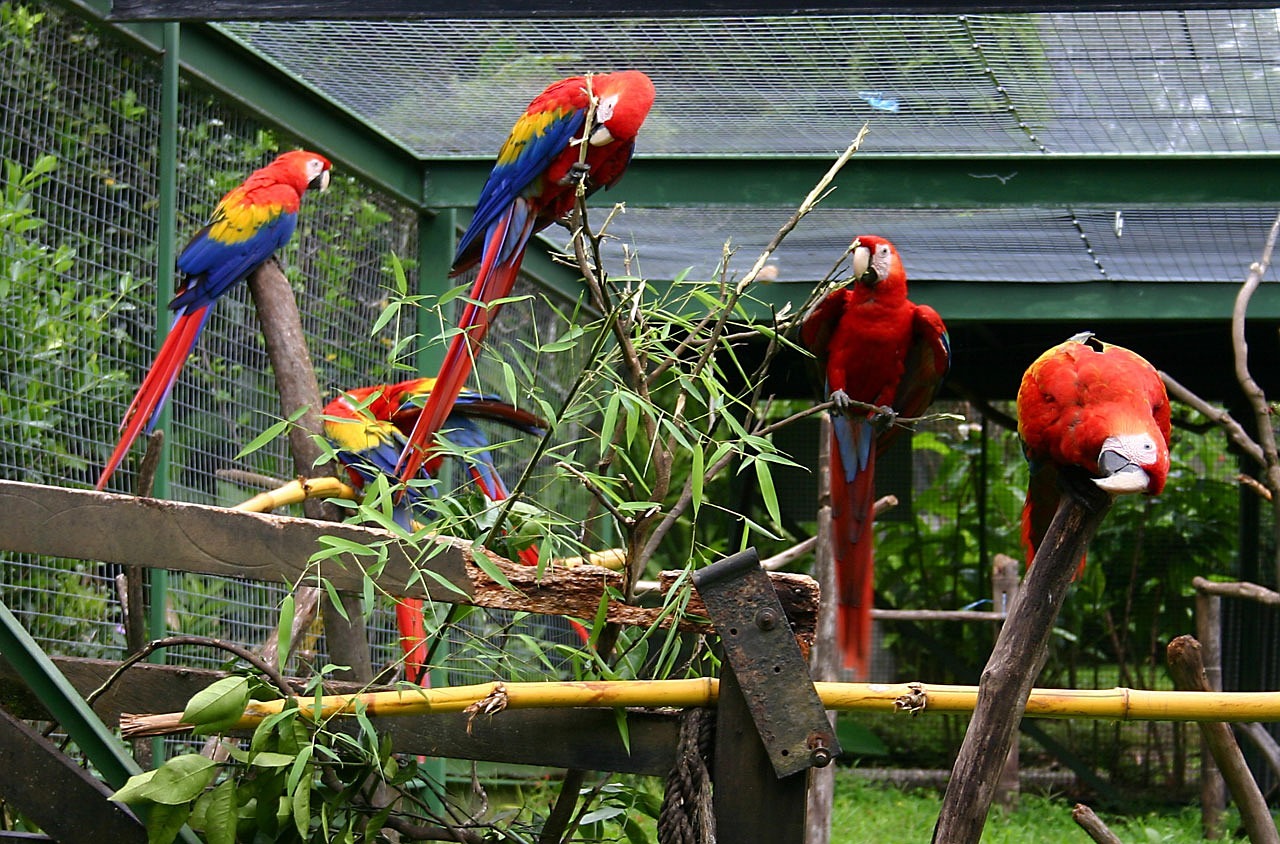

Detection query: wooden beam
xmin=0 ymin=706 xmax=147 ymax=843
xmin=1 ymin=481 xmax=818 ymax=638
xmin=107 ymin=0 xmax=1280 ymax=21
xmin=0 ymin=656 xmax=678 ymax=775
xmin=0 ymin=479 xmax=473 ymax=601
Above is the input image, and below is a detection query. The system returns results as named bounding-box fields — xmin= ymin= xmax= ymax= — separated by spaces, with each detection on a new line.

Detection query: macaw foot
xmin=558 ymin=161 xmax=592 ymax=187
xmin=829 ymin=389 xmax=853 ymax=412
xmin=870 ymin=405 xmax=898 ymax=433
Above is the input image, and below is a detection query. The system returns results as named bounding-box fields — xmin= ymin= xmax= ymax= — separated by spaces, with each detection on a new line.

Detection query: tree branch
xmin=1159 ymin=370 xmax=1264 ymax=467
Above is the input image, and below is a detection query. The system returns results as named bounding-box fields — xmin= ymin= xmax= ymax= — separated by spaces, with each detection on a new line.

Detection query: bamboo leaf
xmin=275 ymin=593 xmax=294 ymax=670
xmin=690 ymin=440 xmax=704 ymax=516
xmin=235 ymin=407 xmax=307 ymax=459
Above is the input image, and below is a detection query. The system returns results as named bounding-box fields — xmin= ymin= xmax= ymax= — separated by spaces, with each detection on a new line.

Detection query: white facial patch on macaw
xmin=851 ymin=242 xmax=894 ymax=285
xmin=1093 ymin=432 xmax=1160 ymax=493
xmin=307 ymin=158 xmax=331 ymax=191
xmin=589 ymin=93 xmax=621 ymax=146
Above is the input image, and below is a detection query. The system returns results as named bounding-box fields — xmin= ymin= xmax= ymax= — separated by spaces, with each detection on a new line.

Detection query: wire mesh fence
xmin=0 ymin=3 xmax=591 ymax=686
xmin=0 ymin=0 xmax=1265 ymax=804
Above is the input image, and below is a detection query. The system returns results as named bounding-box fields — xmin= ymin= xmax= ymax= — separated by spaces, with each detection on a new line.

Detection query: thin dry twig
xmin=1159 ymin=370 xmax=1265 ymax=467
xmin=87 ymin=635 xmax=297 ymax=708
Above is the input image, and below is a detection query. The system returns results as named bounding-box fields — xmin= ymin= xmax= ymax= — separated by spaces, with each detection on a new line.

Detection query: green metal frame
xmin=424 ymin=154 xmax=1280 ymax=210
xmin=60 ymin=0 xmax=1280 ymax=325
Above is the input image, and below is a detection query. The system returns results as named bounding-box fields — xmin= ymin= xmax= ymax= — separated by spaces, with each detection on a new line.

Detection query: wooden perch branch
xmin=933 ymin=470 xmax=1113 ymax=844
xmin=248 ymin=259 xmax=370 ymax=680
xmin=1192 ymin=575 xmax=1280 ymax=606
xmin=1167 ymin=635 xmax=1279 ymax=844
xmin=1071 ymin=804 xmax=1122 ymax=844
xmin=1159 ymin=370 xmax=1264 ymax=467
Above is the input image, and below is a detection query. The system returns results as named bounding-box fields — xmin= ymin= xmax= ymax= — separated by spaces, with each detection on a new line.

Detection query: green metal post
xmin=416 ymin=209 xmax=456 ymax=375
xmin=147 ymin=21 xmax=181 ymax=761
xmin=415 ymin=210 xmax=455 ymax=805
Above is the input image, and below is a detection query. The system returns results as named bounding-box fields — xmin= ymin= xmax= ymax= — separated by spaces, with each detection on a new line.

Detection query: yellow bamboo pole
xmin=233 ymin=477 xmax=358 ymax=513
xmin=119 ymin=679 xmax=1280 ymax=739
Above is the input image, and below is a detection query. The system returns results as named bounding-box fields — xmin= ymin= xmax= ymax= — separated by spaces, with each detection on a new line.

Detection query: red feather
xmin=801 ymin=235 xmax=949 ymax=676
xmin=1017 ymin=333 xmax=1171 ymax=574
xmin=395 ymin=71 xmax=655 ymax=487
xmin=96 ymin=150 xmax=331 ymax=490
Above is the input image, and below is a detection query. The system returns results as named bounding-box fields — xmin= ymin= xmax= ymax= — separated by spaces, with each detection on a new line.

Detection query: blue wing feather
xmin=454 ymin=109 xmax=585 ymax=265
xmin=172 ymin=212 xmax=297 ymax=310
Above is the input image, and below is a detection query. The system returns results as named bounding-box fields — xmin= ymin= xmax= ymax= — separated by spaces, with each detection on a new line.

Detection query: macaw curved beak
xmin=310 ymin=170 xmax=332 ymax=192
xmin=1093 ymin=433 xmax=1159 ymax=494
xmin=852 ymin=244 xmax=878 ymax=285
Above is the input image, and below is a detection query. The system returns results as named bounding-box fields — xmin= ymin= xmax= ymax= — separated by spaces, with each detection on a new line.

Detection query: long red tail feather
xmin=830 ymin=428 xmax=877 ymax=677
xmin=395 ymin=599 xmax=430 ymax=686
xmin=96 ymin=306 xmax=209 ymax=490
xmin=396 ymin=209 xmax=531 ymax=487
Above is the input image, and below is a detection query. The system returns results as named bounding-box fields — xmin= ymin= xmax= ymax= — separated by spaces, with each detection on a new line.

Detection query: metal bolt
xmin=755 ymin=608 xmax=779 ymax=631
xmin=808 ymin=734 xmax=834 ymax=767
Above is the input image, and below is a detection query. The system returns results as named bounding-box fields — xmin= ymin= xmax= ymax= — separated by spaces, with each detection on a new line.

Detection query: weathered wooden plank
xmin=0 ymin=706 xmax=147 ymax=843
xmin=0 ymin=480 xmax=473 ymax=601
xmin=0 ymin=656 xmax=678 ymax=775
xmin=1 ymin=480 xmax=820 ymax=638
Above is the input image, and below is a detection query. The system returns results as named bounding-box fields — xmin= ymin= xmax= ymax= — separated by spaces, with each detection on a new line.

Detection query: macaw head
xmin=1018 ymin=333 xmax=1171 ymax=497
xmin=850 ymin=235 xmax=906 ymax=293
xmin=269 ymin=149 xmax=333 ymax=194
xmin=586 ymin=70 xmax=656 ymax=146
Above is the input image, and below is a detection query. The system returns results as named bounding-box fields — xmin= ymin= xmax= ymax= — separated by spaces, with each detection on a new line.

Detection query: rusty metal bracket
xmin=692 ymin=547 xmax=840 ymax=778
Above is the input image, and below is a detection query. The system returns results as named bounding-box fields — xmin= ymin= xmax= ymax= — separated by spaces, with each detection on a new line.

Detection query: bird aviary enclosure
xmin=5 ymin=0 xmax=1280 ymax=841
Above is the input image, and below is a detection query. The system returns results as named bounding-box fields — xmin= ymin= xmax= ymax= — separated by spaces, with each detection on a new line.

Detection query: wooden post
xmin=247 ymin=260 xmax=372 ymax=683
xmin=992 ymin=553 xmax=1021 ymax=811
xmin=714 ymin=663 xmax=808 ymax=843
xmin=1194 ymin=589 xmax=1226 ymax=839
xmin=805 ymin=416 xmax=838 ymax=844
xmin=933 ymin=472 xmax=1112 ymax=843
xmin=1167 ymin=636 xmax=1279 ymax=844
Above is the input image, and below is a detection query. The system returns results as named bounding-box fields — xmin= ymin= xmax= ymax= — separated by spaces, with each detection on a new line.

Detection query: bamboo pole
xmin=120 ymin=678 xmax=1280 ymax=739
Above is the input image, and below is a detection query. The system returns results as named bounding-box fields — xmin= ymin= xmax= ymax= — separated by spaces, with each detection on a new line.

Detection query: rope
xmin=658 ymin=707 xmax=717 ymax=844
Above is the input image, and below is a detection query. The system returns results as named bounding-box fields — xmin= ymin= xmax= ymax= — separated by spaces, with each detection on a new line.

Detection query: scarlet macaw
xmin=395 ymin=70 xmax=656 ymax=485
xmin=323 ymin=376 xmax=545 ymax=683
xmin=1016 ymin=332 xmax=1171 ymax=572
xmin=97 ymin=150 xmax=333 ymax=490
xmin=800 ymin=235 xmax=950 ymax=677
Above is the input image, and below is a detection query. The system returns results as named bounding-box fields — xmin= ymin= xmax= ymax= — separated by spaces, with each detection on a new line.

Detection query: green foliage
xmin=828 ymin=774 xmax=1229 ymax=843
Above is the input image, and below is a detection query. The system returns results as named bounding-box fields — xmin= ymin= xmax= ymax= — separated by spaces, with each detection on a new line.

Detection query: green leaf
xmin=144 ymin=754 xmax=218 ymax=805
xmin=579 ymin=805 xmax=626 ymax=825
xmin=202 ymin=780 xmax=238 ymax=844
xmin=235 ymin=407 xmax=307 ymax=459
xmin=291 ymin=767 xmax=312 ymax=838
xmin=613 ymin=707 xmax=631 ymax=755
xmin=182 ymin=676 xmax=250 ymax=733
xmin=690 ymin=441 xmax=704 ymax=516
xmin=146 ymin=802 xmax=191 ymax=844
xmin=275 ymin=593 xmax=295 ymax=670
xmin=247 ymin=751 xmax=296 ymax=769
xmin=111 ymin=769 xmax=159 ymax=804
xmin=755 ymin=458 xmax=782 ymax=528
xmin=388 ymin=250 xmax=408 ymax=296
xmin=470 ymin=546 xmax=515 ymax=590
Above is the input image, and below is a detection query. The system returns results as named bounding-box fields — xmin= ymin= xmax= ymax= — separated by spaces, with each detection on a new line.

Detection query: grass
xmin=829 ymin=772 xmax=1235 ymax=843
